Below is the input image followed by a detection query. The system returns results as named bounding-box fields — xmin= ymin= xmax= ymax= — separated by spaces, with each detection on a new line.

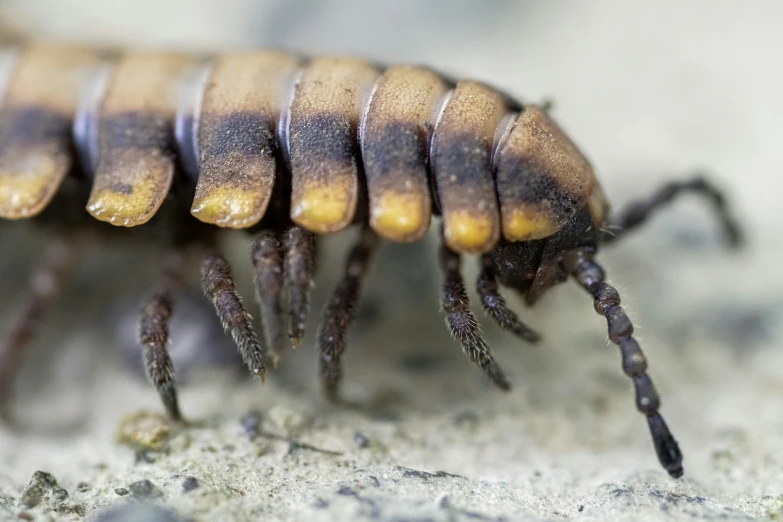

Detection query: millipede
xmin=0 ymin=42 xmax=744 ymax=478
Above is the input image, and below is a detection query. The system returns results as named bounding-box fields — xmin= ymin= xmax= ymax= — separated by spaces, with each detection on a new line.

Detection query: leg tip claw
xmin=648 ymin=414 xmax=684 ymax=479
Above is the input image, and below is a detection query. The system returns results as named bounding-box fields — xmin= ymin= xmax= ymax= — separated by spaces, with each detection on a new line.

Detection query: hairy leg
xmin=139 ymin=250 xmax=185 ymax=421
xmin=318 ymin=227 xmax=379 ymax=401
xmin=440 ymin=243 xmax=510 ymax=390
xmin=201 ymin=251 xmax=266 ymax=380
xmin=477 ymin=254 xmax=540 ymax=343
xmin=251 ymin=231 xmax=285 ymax=366
xmin=563 ymin=247 xmax=684 ymax=478
xmin=601 ymin=175 xmax=742 ymax=246
xmin=283 ymin=226 xmax=316 ymax=349
xmin=0 ymin=234 xmax=74 ymax=421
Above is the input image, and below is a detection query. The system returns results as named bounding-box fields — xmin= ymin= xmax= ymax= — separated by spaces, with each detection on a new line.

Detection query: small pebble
xmin=182 ymin=477 xmax=199 ymax=493
xmin=336 ymin=486 xmax=356 ymax=496
xmin=128 ymin=480 xmax=163 ymax=499
xmin=76 ymin=482 xmax=90 ymax=493
xmin=240 ymin=409 xmax=263 ymax=440
xmin=116 ymin=411 xmax=172 ymax=450
xmin=353 ymin=432 xmax=370 ymax=448
xmin=134 ymin=449 xmax=158 ymax=464
xmin=115 ymin=488 xmax=130 ymax=496
xmin=20 ymin=471 xmax=69 ymax=509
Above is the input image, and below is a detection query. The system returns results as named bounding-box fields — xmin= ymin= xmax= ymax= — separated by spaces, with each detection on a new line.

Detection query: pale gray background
xmin=0 ymin=1 xmax=781 ymax=521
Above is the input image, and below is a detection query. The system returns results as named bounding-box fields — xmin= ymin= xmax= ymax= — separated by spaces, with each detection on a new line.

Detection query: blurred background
xmin=0 ymin=1 xmax=782 ymax=520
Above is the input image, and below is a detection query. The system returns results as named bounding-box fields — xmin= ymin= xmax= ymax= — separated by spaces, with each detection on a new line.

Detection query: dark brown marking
xmin=110 ymin=183 xmax=133 ymax=195
xmin=0 ymin=107 xmax=72 ymax=145
xmin=201 ymin=112 xmax=273 ymax=159
xmin=101 ymin=111 xmax=172 ymax=150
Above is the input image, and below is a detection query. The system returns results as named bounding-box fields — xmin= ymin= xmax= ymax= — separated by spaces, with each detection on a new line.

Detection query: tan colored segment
xmin=495 ymin=105 xmax=596 ymax=241
xmin=288 ymin=57 xmax=379 ymax=233
xmin=192 ymin=52 xmax=300 ymax=228
xmin=431 ymin=81 xmax=506 ymax=253
xmin=362 ymin=65 xmax=447 ymax=242
xmin=2 ymin=44 xmax=103 ymax=112
xmin=87 ymin=53 xmax=196 ymax=226
xmin=0 ymin=45 xmax=103 ymax=218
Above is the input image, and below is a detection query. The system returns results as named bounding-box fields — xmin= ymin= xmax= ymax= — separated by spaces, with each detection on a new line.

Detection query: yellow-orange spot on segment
xmin=503 ymin=208 xmax=561 ymax=241
xmin=87 ymin=166 xmax=172 ymax=227
xmin=370 ymin=191 xmax=428 ymax=242
xmin=291 ymin=181 xmax=353 ymax=233
xmin=444 ymin=211 xmax=497 ymax=253
xmin=0 ymin=153 xmax=63 ymax=219
xmin=191 ymin=186 xmax=265 ymax=228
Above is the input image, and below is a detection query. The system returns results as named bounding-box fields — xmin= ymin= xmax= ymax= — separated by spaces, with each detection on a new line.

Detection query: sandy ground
xmin=0 ymin=1 xmax=782 ymax=520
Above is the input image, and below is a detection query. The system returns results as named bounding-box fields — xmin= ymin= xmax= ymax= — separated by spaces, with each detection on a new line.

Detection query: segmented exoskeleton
xmin=0 ymin=43 xmax=743 ymax=478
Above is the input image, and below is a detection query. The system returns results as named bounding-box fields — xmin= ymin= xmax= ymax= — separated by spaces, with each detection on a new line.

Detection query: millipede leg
xmin=562 ymin=247 xmax=684 ymax=478
xmin=0 ymin=235 xmax=73 ymax=420
xmin=251 ymin=231 xmax=285 ymax=366
xmin=283 ymin=226 xmax=316 ymax=349
xmin=601 ymin=175 xmax=742 ymax=246
xmin=318 ymin=227 xmax=379 ymax=401
xmin=201 ymin=251 xmax=266 ymax=380
xmin=440 ymin=243 xmax=510 ymax=390
xmin=139 ymin=251 xmax=184 ymax=421
xmin=477 ymin=255 xmax=540 ymax=344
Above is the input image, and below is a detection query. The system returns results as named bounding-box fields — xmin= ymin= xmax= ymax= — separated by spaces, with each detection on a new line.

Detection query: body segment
xmin=0 ymin=45 xmax=102 ymax=219
xmin=361 ymin=65 xmax=446 ymax=242
xmin=431 ymin=81 xmax=507 ymax=253
xmin=495 ymin=105 xmax=601 ymax=241
xmin=190 ymin=52 xmax=300 ymax=228
xmin=87 ymin=52 xmax=197 ymax=226
xmin=287 ymin=57 xmax=379 ymax=233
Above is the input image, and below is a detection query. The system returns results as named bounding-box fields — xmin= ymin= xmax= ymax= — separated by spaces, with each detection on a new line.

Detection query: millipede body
xmin=0 ymin=42 xmax=744 ymax=479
